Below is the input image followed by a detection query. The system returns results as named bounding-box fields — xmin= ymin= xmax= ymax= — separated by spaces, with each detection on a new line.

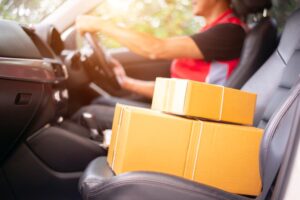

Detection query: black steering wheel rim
xmin=84 ymin=32 xmax=121 ymax=90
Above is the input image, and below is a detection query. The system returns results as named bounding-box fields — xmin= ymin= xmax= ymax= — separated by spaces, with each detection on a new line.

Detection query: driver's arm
xmin=109 ymin=57 xmax=155 ymax=98
xmin=76 ymin=16 xmax=203 ymax=60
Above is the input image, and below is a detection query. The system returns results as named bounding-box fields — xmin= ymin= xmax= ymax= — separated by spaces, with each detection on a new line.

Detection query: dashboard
xmin=0 ymin=20 xmax=68 ymax=163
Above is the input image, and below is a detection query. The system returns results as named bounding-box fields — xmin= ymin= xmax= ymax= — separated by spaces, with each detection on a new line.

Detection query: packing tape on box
xmin=218 ymin=86 xmax=225 ymax=121
xmin=192 ymin=121 xmax=204 ymax=180
xmin=112 ymin=107 xmax=125 ymax=169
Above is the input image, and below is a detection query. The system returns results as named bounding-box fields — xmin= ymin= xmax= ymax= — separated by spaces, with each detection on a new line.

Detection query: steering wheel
xmin=84 ymin=32 xmax=121 ymax=90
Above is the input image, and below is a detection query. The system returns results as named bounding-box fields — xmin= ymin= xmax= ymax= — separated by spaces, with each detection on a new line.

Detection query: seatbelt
xmin=258 ymin=81 xmax=300 ymax=200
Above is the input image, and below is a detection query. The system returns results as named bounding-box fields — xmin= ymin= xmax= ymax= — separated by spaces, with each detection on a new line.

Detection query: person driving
xmin=74 ymin=0 xmax=246 ymax=131
xmin=77 ymin=0 xmax=246 ymax=98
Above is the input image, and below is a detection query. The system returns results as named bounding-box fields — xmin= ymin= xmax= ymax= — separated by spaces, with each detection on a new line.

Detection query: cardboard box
xmin=107 ymin=104 xmax=263 ymax=195
xmin=151 ymin=78 xmax=257 ymax=125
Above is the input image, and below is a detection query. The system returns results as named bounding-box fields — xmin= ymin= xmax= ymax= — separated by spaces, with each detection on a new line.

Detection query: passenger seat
xmin=226 ymin=0 xmax=278 ymax=89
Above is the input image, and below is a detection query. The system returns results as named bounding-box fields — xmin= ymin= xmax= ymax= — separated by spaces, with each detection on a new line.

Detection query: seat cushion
xmin=79 ymin=157 xmax=250 ymax=200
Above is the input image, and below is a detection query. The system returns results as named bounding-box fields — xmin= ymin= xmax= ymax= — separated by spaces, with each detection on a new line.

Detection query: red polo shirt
xmin=171 ymin=9 xmax=246 ymax=85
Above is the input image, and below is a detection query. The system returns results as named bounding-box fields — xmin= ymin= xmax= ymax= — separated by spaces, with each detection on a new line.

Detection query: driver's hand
xmin=76 ymin=15 xmax=100 ymax=35
xmin=109 ymin=58 xmax=128 ymax=88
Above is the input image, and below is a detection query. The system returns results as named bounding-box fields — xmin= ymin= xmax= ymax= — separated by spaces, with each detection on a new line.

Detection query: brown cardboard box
xmin=151 ymin=78 xmax=257 ymax=125
xmin=107 ymin=104 xmax=263 ymax=195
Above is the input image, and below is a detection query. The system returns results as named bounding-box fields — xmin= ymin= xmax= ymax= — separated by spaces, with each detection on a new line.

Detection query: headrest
xmin=232 ymin=0 xmax=272 ymax=17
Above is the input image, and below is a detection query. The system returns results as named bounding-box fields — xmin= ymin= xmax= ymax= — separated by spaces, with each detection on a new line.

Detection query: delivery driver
xmin=74 ymin=0 xmax=246 ymax=130
xmin=76 ymin=0 xmax=246 ymax=98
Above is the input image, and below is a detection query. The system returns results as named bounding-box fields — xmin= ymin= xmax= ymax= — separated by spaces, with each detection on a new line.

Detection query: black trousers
xmin=53 ymin=96 xmax=150 ymax=157
xmin=70 ymin=96 xmax=151 ymax=132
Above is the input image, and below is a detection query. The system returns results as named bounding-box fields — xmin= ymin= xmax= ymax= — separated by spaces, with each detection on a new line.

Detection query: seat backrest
xmin=225 ymin=17 xmax=278 ymax=89
xmin=226 ymin=0 xmax=277 ymax=89
xmin=242 ymin=9 xmax=300 ymax=126
xmin=237 ymin=8 xmax=300 ymax=196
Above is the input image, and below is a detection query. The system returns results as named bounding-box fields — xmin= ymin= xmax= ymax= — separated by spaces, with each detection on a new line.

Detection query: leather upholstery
xmin=225 ymin=17 xmax=278 ymax=89
xmin=79 ymin=157 xmax=247 ymax=200
xmin=242 ymin=9 xmax=300 ymax=126
xmin=257 ymin=50 xmax=300 ymax=128
xmin=79 ymin=8 xmax=300 ymax=200
xmin=259 ymin=82 xmax=300 ymax=199
xmin=232 ymin=0 xmax=272 ymax=17
xmin=79 ymin=157 xmax=115 ymax=200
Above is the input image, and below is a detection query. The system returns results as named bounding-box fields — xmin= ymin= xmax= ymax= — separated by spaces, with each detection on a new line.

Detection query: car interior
xmin=0 ymin=0 xmax=300 ymax=199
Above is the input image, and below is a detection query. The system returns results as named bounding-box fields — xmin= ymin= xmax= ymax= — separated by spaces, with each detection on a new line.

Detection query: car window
xmin=271 ymin=0 xmax=300 ymax=31
xmin=0 ymin=0 xmax=66 ymax=24
xmin=88 ymin=0 xmax=204 ymax=49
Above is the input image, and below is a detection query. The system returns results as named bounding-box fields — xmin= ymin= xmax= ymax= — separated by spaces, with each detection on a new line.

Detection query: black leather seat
xmin=78 ymin=8 xmax=300 ymax=200
xmin=226 ymin=0 xmax=278 ymax=89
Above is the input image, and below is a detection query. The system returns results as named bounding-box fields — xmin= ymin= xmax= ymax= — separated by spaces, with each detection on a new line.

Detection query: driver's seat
xmin=226 ymin=0 xmax=278 ymax=89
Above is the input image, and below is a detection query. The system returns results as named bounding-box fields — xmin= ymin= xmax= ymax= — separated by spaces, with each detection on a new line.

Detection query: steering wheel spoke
xmin=84 ymin=33 xmax=121 ymax=91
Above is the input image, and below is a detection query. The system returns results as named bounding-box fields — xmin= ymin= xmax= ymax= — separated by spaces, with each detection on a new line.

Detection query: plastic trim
xmin=0 ymin=57 xmax=66 ymax=83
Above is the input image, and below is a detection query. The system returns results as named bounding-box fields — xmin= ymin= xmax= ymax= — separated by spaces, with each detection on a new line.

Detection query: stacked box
xmin=107 ymin=78 xmax=263 ymax=196
xmin=152 ymin=78 xmax=257 ymax=125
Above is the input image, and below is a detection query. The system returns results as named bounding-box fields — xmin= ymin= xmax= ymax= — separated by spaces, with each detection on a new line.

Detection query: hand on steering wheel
xmin=84 ymin=32 xmax=121 ymax=90
xmin=109 ymin=57 xmax=128 ymax=86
